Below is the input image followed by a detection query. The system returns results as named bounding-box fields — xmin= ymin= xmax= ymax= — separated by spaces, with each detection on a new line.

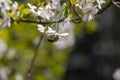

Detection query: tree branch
xmin=20 ymin=18 xmax=65 ymax=24
xmin=112 ymin=0 xmax=120 ymax=9
xmin=19 ymin=17 xmax=81 ymax=24
xmin=25 ymin=34 xmax=44 ymax=80
xmin=97 ymin=0 xmax=113 ymax=14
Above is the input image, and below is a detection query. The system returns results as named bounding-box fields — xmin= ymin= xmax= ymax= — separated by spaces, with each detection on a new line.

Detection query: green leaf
xmin=64 ymin=6 xmax=69 ymax=18
xmin=19 ymin=8 xmax=30 ymax=18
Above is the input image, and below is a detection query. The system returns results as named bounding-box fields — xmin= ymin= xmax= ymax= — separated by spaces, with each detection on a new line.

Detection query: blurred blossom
xmin=7 ymin=48 xmax=15 ymax=60
xmin=0 ymin=15 xmax=11 ymax=29
xmin=43 ymin=69 xmax=53 ymax=80
xmin=113 ymin=68 xmax=120 ymax=80
xmin=0 ymin=66 xmax=11 ymax=80
xmin=0 ymin=39 xmax=7 ymax=59
xmin=15 ymin=73 xmax=23 ymax=80
xmin=54 ymin=18 xmax=75 ymax=49
xmin=0 ymin=0 xmax=12 ymax=29
xmin=0 ymin=0 xmax=12 ymax=11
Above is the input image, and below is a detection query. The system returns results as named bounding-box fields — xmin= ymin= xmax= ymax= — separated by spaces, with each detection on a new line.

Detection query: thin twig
xmin=19 ymin=17 xmax=80 ymax=24
xmin=97 ymin=0 xmax=113 ymax=14
xmin=20 ymin=18 xmax=65 ymax=24
xmin=112 ymin=0 xmax=120 ymax=9
xmin=25 ymin=34 xmax=44 ymax=80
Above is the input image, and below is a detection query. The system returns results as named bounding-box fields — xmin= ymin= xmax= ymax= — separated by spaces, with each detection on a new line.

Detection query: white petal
xmin=57 ymin=33 xmax=69 ymax=36
xmin=88 ymin=14 xmax=93 ymax=21
xmin=46 ymin=30 xmax=56 ymax=34
xmin=37 ymin=24 xmax=45 ymax=33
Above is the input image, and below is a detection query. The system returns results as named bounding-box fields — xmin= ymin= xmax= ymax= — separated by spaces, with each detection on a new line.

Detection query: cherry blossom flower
xmin=75 ymin=0 xmax=105 ymax=21
xmin=0 ymin=15 xmax=11 ymax=29
xmin=28 ymin=3 xmax=55 ymax=20
xmin=0 ymin=0 xmax=12 ymax=10
xmin=82 ymin=4 xmax=98 ymax=21
xmin=27 ymin=3 xmax=40 ymax=17
xmin=38 ymin=5 xmax=55 ymax=20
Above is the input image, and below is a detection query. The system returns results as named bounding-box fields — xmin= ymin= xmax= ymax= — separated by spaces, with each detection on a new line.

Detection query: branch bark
xmin=112 ymin=0 xmax=120 ymax=9
xmin=25 ymin=34 xmax=44 ymax=80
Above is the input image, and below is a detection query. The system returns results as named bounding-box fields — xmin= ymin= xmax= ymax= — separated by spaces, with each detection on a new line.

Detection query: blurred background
xmin=64 ymin=1 xmax=120 ymax=80
xmin=0 ymin=0 xmax=120 ymax=80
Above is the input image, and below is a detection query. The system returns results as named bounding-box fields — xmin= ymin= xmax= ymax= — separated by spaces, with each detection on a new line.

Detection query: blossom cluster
xmin=76 ymin=0 xmax=105 ymax=21
xmin=0 ymin=0 xmax=106 ymax=48
xmin=28 ymin=0 xmax=71 ymax=44
xmin=27 ymin=0 xmax=105 ymax=46
xmin=0 ymin=0 xmax=20 ymax=29
xmin=27 ymin=0 xmax=61 ymax=20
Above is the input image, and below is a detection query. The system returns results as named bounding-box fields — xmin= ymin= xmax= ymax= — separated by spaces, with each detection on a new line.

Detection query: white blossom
xmin=28 ymin=3 xmax=55 ymax=20
xmin=7 ymin=48 xmax=15 ymax=60
xmin=0 ymin=66 xmax=10 ymax=80
xmin=27 ymin=3 xmax=39 ymax=17
xmin=0 ymin=0 xmax=12 ymax=10
xmin=38 ymin=5 xmax=55 ymax=20
xmin=0 ymin=39 xmax=7 ymax=59
xmin=113 ymin=68 xmax=120 ymax=80
xmin=15 ymin=73 xmax=23 ymax=80
xmin=0 ymin=15 xmax=11 ymax=28
xmin=82 ymin=4 xmax=98 ymax=21
xmin=37 ymin=24 xmax=45 ymax=33
xmin=75 ymin=0 xmax=105 ymax=21
xmin=0 ymin=0 xmax=13 ymax=28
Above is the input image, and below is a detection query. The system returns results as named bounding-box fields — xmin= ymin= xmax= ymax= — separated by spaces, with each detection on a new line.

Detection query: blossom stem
xmin=25 ymin=34 xmax=44 ymax=80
